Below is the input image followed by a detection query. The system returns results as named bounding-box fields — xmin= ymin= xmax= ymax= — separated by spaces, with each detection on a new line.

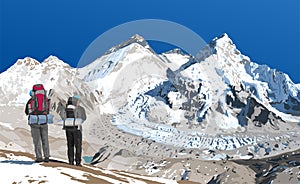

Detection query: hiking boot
xmin=76 ymin=162 xmax=82 ymax=167
xmin=44 ymin=157 xmax=49 ymax=162
xmin=35 ymin=158 xmax=43 ymax=163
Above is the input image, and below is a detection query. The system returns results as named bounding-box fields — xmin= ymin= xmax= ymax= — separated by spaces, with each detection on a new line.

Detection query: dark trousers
xmin=65 ymin=129 xmax=82 ymax=165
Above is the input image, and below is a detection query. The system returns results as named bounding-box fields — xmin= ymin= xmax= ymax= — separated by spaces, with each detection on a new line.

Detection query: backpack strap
xmin=42 ymin=90 xmax=47 ymax=114
xmin=32 ymin=91 xmax=38 ymax=115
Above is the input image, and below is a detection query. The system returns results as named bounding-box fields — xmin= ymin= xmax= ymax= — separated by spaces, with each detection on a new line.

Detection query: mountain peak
xmin=219 ymin=33 xmax=230 ymax=40
xmin=0 ymin=57 xmax=41 ymax=76
xmin=104 ymin=34 xmax=155 ymax=55
xmin=130 ymin=34 xmax=146 ymax=43
xmin=196 ymin=33 xmax=237 ymax=62
xmin=10 ymin=57 xmax=40 ymax=71
xmin=164 ymin=48 xmax=187 ymax=55
xmin=16 ymin=57 xmax=40 ymax=66
xmin=41 ymin=55 xmax=71 ymax=68
xmin=211 ymin=33 xmax=234 ymax=48
xmin=43 ymin=55 xmax=60 ymax=62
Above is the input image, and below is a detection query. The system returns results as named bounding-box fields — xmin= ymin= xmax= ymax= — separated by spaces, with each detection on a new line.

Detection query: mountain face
xmin=1 ymin=34 xmax=300 ymax=156
xmin=0 ymin=56 xmax=95 ymax=119
xmin=202 ymin=34 xmax=300 ymax=116
xmin=67 ymin=34 xmax=300 ymax=155
xmin=1 ymin=33 xmax=300 ymax=183
xmin=0 ymin=56 xmax=71 ymax=106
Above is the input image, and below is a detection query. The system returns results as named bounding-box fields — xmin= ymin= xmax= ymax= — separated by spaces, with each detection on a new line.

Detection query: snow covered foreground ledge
xmin=0 ymin=149 xmax=178 ymax=184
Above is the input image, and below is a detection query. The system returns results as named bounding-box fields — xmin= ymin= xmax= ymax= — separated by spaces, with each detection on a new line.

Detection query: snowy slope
xmin=197 ymin=34 xmax=300 ymax=115
xmin=78 ymin=35 xmax=169 ymax=114
xmin=0 ymin=56 xmax=74 ymax=105
xmin=0 ymin=149 xmax=177 ymax=184
xmin=1 ymin=33 xmax=300 ymax=184
xmin=83 ymin=33 xmax=300 ymax=151
xmin=0 ymin=55 xmax=97 ymax=118
xmin=0 ymin=33 xmax=300 ymax=158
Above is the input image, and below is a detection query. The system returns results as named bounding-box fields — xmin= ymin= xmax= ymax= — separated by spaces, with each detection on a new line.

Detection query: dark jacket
xmin=60 ymin=105 xmax=86 ymax=121
xmin=25 ymin=98 xmax=32 ymax=116
xmin=60 ymin=97 xmax=87 ymax=131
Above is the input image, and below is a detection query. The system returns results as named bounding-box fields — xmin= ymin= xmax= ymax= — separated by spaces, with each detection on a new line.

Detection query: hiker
xmin=25 ymin=84 xmax=51 ymax=163
xmin=61 ymin=95 xmax=86 ymax=166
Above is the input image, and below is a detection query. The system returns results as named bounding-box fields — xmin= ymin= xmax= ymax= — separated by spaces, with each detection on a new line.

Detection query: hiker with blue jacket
xmin=25 ymin=84 xmax=51 ymax=163
xmin=60 ymin=95 xmax=86 ymax=166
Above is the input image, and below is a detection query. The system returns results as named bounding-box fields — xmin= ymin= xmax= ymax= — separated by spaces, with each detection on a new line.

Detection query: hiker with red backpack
xmin=25 ymin=84 xmax=52 ymax=163
xmin=60 ymin=95 xmax=86 ymax=166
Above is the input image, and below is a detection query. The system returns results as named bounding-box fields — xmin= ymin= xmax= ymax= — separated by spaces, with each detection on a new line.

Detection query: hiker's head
xmin=68 ymin=95 xmax=80 ymax=106
xmin=67 ymin=95 xmax=81 ymax=106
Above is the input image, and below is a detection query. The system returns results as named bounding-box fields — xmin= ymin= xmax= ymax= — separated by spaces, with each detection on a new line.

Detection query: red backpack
xmin=29 ymin=84 xmax=50 ymax=115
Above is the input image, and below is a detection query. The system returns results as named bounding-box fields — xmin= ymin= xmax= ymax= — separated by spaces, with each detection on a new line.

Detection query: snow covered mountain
xmin=198 ymin=33 xmax=300 ymax=116
xmin=71 ymin=34 xmax=300 ymax=152
xmin=0 ymin=56 xmax=73 ymax=105
xmin=78 ymin=35 xmax=167 ymax=114
xmin=1 ymin=33 xmax=300 ymax=183
xmin=1 ymin=33 xmax=300 ymax=151
xmin=0 ymin=55 xmax=96 ymax=118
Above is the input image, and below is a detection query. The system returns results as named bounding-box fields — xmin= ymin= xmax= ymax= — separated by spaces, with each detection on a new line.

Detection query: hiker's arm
xmin=80 ymin=107 xmax=87 ymax=121
xmin=25 ymin=100 xmax=30 ymax=115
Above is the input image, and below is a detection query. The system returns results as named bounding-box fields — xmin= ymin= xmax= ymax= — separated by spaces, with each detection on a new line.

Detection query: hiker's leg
xmin=74 ymin=130 xmax=82 ymax=165
xmin=66 ymin=130 xmax=75 ymax=164
xmin=41 ymin=124 xmax=50 ymax=159
xmin=31 ymin=125 xmax=42 ymax=161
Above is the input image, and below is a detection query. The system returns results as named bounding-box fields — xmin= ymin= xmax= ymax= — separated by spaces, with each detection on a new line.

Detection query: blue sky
xmin=1 ymin=0 xmax=299 ymax=83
